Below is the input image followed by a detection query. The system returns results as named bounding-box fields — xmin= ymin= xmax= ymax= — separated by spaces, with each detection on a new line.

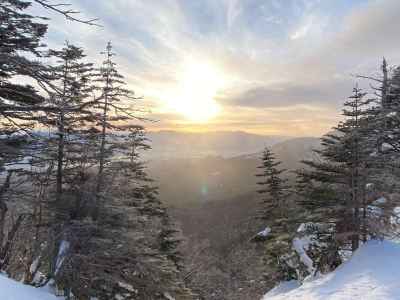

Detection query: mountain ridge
xmin=146 ymin=131 xmax=315 ymax=159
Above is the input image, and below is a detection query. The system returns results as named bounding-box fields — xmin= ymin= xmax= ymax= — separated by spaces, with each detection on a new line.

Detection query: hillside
xmin=263 ymin=241 xmax=400 ymax=300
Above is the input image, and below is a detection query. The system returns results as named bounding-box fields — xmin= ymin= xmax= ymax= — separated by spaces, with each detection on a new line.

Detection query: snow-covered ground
xmin=263 ymin=240 xmax=400 ymax=300
xmin=2 ymin=240 xmax=400 ymax=300
xmin=0 ymin=274 xmax=58 ymax=300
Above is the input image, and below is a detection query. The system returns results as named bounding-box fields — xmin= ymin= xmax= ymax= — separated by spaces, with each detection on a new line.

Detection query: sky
xmin=32 ymin=0 xmax=400 ymax=137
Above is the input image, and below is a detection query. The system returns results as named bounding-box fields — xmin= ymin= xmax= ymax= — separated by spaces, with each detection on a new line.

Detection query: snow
xmin=257 ymin=227 xmax=272 ymax=237
xmin=367 ymin=205 xmax=383 ymax=217
xmin=265 ymin=280 xmax=300 ymax=297
xmin=366 ymin=183 xmax=374 ymax=189
xmin=118 ymin=281 xmax=137 ymax=293
xmin=294 ymin=223 xmax=316 ymax=275
xmin=293 ymin=236 xmax=314 ymax=274
xmin=391 ymin=207 xmax=400 ymax=226
xmin=55 ymin=240 xmax=70 ymax=275
xmin=382 ymin=143 xmax=394 ymax=151
xmin=296 ymin=223 xmax=307 ymax=233
xmin=0 ymin=274 xmax=59 ymax=300
xmin=163 ymin=292 xmax=176 ymax=300
xmin=262 ymin=240 xmax=400 ymax=300
xmin=372 ymin=196 xmax=387 ymax=205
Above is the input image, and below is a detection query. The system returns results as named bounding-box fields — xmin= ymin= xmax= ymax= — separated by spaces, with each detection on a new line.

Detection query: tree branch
xmin=32 ymin=0 xmax=101 ymax=26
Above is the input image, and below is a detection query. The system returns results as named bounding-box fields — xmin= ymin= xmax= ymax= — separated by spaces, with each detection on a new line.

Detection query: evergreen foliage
xmin=0 ymin=2 xmax=194 ymax=299
xmin=296 ymin=73 xmax=400 ymax=273
xmin=255 ymin=148 xmax=299 ymax=281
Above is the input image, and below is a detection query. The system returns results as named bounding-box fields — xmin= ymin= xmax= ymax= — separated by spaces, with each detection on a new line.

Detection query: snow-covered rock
xmin=257 ymin=227 xmax=271 ymax=237
xmin=262 ymin=240 xmax=400 ymax=300
xmin=372 ymin=196 xmax=387 ymax=205
xmin=292 ymin=236 xmax=314 ymax=274
xmin=55 ymin=240 xmax=70 ymax=275
xmin=251 ymin=227 xmax=272 ymax=242
xmin=0 ymin=274 xmax=59 ymax=300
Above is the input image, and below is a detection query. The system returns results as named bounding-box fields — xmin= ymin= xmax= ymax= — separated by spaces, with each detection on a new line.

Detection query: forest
xmin=1 ymin=1 xmax=400 ymax=300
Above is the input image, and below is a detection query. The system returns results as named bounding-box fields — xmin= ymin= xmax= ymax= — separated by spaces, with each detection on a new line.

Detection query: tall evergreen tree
xmin=0 ymin=0 xmax=49 ymax=174
xmin=0 ymin=2 xmax=194 ymax=298
xmin=0 ymin=0 xmax=47 ymax=118
xmin=92 ymin=42 xmax=142 ymax=218
xmin=38 ymin=42 xmax=96 ymax=205
xmin=255 ymin=148 xmax=298 ymax=281
xmin=297 ymin=86 xmax=376 ymax=264
xmin=57 ymin=125 xmax=194 ymax=299
xmin=0 ymin=0 xmax=98 ymax=285
xmin=33 ymin=42 xmax=98 ymax=282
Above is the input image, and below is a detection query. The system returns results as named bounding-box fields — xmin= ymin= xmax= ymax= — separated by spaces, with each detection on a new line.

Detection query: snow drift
xmin=0 ymin=274 xmax=58 ymax=300
xmin=263 ymin=240 xmax=400 ymax=300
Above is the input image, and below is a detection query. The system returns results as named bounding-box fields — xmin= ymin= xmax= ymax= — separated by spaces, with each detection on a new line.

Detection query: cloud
xmin=290 ymin=16 xmax=314 ymax=40
xmin=218 ymin=78 xmax=352 ymax=109
xmin=332 ymin=0 xmax=400 ymax=60
xmin=33 ymin=0 xmax=400 ymax=136
xmin=226 ymin=0 xmax=242 ymax=29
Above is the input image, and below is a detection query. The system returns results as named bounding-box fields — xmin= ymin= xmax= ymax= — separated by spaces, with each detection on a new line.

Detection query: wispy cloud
xmin=34 ymin=0 xmax=398 ymax=136
xmin=290 ymin=16 xmax=314 ymax=40
xmin=226 ymin=0 xmax=242 ymax=29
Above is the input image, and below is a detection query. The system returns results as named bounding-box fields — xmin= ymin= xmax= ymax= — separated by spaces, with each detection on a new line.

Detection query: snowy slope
xmin=263 ymin=240 xmax=400 ymax=300
xmin=0 ymin=275 xmax=59 ymax=300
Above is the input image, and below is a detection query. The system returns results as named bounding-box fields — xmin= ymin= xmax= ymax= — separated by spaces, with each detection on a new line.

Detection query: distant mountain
xmin=145 ymin=130 xmax=289 ymax=159
xmin=148 ymin=136 xmax=321 ymax=207
xmin=145 ymin=133 xmax=323 ymax=300
xmin=235 ymin=137 xmax=321 ymax=169
xmin=271 ymin=137 xmax=321 ymax=170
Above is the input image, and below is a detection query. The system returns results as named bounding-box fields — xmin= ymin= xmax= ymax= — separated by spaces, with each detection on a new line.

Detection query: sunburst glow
xmin=166 ymin=59 xmax=225 ymax=122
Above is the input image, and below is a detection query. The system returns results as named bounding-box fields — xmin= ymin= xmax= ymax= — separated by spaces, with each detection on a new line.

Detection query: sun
xmin=166 ymin=59 xmax=225 ymax=122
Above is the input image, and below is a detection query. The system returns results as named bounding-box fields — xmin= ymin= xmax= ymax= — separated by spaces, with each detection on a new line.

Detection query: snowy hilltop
xmin=263 ymin=240 xmax=400 ymax=300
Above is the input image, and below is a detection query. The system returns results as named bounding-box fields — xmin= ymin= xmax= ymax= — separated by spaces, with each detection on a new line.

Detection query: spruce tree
xmin=92 ymin=42 xmax=142 ymax=218
xmin=59 ymin=126 xmax=194 ymax=299
xmin=0 ymin=0 xmax=48 ymax=173
xmin=31 ymin=42 xmax=98 ymax=283
xmin=0 ymin=0 xmax=47 ymax=118
xmin=297 ymin=86 xmax=376 ymax=268
xmin=0 ymin=3 xmax=194 ymax=298
xmin=255 ymin=148 xmax=297 ymax=281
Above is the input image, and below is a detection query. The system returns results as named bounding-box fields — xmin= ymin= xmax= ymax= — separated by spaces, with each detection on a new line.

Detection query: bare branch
xmin=353 ymin=74 xmax=383 ymax=83
xmin=32 ymin=0 xmax=101 ymax=26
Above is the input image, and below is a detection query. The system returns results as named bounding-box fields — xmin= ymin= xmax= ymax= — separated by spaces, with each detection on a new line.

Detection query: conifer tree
xmin=92 ymin=42 xmax=142 ymax=218
xmin=58 ymin=125 xmax=193 ymax=299
xmin=0 ymin=0 xmax=95 ymax=138
xmin=0 ymin=2 xmax=194 ymax=298
xmin=0 ymin=0 xmax=48 ymax=173
xmin=255 ymin=148 xmax=298 ymax=281
xmin=297 ymin=86 xmax=375 ymax=262
xmin=357 ymin=59 xmax=400 ymax=232
xmin=373 ymin=63 xmax=400 ymax=155
xmin=0 ymin=0 xmax=47 ymax=118
xmin=32 ymin=42 xmax=98 ymax=282
xmin=0 ymin=0 xmax=99 ymax=285
xmin=0 ymin=0 xmax=97 ymax=170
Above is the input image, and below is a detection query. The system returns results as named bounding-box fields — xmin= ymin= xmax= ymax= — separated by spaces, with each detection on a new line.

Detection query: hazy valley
xmin=2 ymin=1 xmax=400 ymax=300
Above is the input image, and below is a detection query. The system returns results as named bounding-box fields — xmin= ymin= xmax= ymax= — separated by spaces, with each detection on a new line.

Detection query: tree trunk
xmin=0 ymin=214 xmax=25 ymax=270
xmin=56 ymin=112 xmax=65 ymax=203
xmin=0 ymin=172 xmax=12 ymax=255
xmin=94 ymin=92 xmax=108 ymax=218
xmin=95 ymin=45 xmax=112 ymax=218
